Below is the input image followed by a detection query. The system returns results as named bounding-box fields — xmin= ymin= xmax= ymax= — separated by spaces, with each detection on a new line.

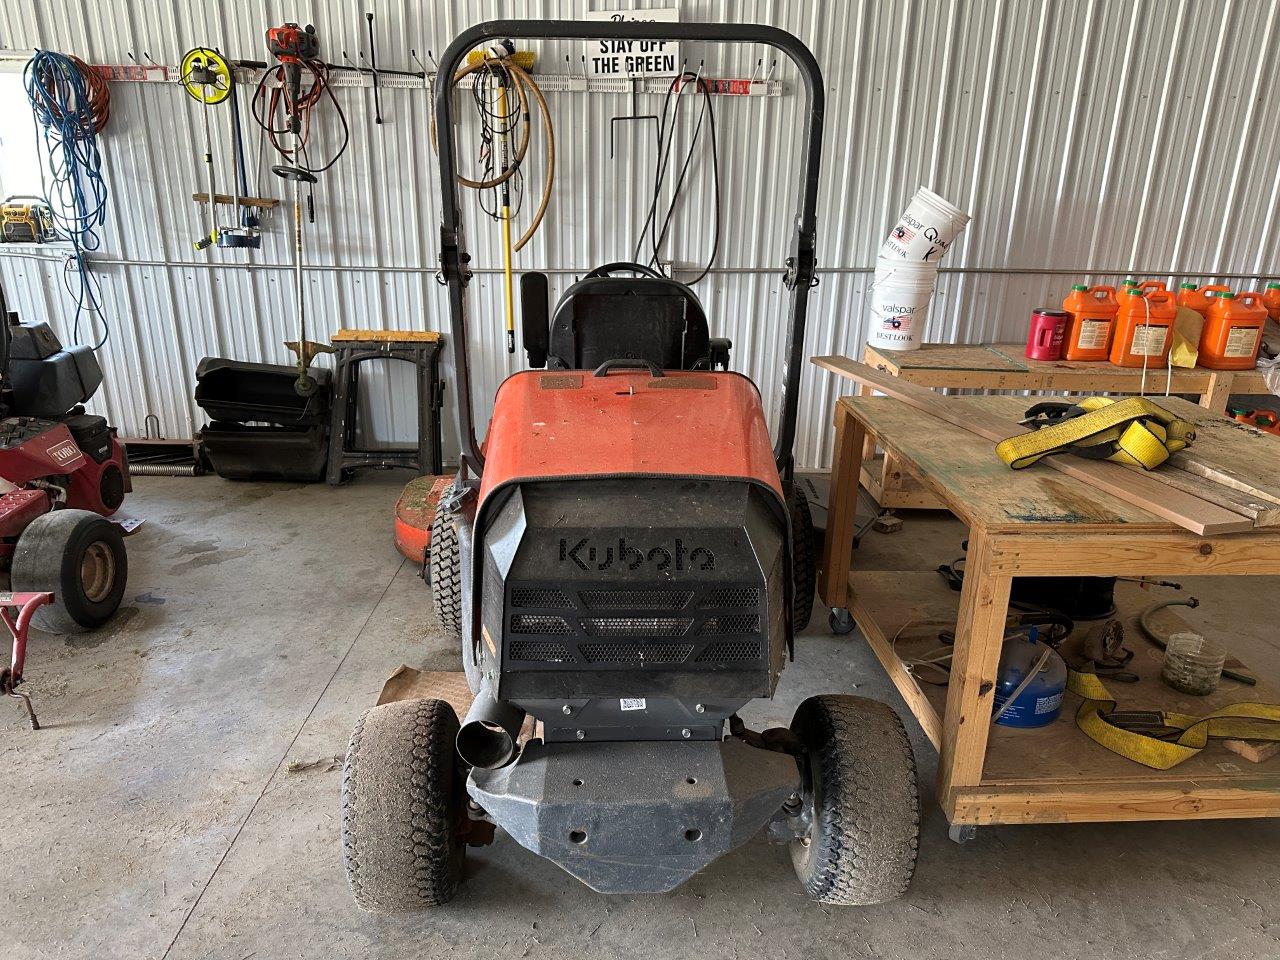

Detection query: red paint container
xmin=1026 ymin=309 xmax=1068 ymax=361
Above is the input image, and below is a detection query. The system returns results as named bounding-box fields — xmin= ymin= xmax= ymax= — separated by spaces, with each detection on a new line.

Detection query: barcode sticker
xmin=620 ymin=698 xmax=647 ymax=712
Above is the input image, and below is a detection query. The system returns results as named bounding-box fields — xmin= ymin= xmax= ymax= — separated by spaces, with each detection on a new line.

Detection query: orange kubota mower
xmin=340 ymin=19 xmax=919 ymax=910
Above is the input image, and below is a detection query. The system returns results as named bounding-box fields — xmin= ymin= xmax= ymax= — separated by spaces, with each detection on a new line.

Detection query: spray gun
xmin=266 ymin=22 xmax=321 ymax=397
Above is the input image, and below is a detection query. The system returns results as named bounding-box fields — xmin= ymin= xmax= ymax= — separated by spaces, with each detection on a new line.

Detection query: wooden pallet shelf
xmin=849 ymin=571 xmax=1280 ymax=825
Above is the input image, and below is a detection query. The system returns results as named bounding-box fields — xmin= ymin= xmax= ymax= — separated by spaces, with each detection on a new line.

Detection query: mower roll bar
xmin=434 ymin=20 xmax=824 ymax=479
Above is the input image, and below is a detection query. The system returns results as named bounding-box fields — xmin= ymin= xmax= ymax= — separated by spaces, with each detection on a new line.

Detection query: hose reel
xmin=179 ymin=47 xmax=231 ymax=104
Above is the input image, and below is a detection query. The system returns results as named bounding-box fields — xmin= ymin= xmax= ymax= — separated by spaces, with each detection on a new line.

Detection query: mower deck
xmin=469 ymin=737 xmax=801 ymax=894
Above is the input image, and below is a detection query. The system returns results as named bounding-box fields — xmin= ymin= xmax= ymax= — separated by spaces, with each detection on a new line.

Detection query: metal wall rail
xmin=0 ymin=248 xmax=1273 ymax=281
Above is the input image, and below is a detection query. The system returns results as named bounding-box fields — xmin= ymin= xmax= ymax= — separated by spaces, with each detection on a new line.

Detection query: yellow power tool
xmin=0 ymin=197 xmax=55 ymax=243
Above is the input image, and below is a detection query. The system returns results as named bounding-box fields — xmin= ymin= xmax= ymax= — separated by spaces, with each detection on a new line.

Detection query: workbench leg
xmin=936 ymin=529 xmax=1011 ymax=820
xmin=818 ymin=404 xmax=865 ymax=611
xmin=855 ymin=380 xmax=878 ymax=463
xmin=1199 ymin=371 xmax=1234 ymax=413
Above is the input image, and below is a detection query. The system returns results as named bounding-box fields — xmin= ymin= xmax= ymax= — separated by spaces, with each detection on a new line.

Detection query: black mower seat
xmin=521 ymin=262 xmax=730 ymax=371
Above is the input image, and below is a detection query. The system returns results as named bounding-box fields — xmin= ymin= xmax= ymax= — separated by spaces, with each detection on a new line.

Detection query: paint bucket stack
xmin=867 ymin=187 xmax=971 ymax=352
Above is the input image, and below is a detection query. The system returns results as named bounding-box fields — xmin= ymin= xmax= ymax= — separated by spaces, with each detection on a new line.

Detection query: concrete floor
xmin=4 ymin=473 xmax=1280 ymax=960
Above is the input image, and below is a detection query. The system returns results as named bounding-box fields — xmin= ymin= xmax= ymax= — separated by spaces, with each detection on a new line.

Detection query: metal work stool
xmin=326 ymin=329 xmax=445 ymax=485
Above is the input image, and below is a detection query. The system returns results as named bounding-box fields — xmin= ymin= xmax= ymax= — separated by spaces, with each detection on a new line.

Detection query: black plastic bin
xmin=194 ymin=357 xmax=332 ymax=427
xmin=199 ymin=422 xmax=328 ymax=482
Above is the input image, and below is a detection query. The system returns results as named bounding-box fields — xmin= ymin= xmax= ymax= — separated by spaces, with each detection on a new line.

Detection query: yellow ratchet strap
xmin=995 ymin=396 xmax=1195 ymax=471
xmin=1067 ymin=669 xmax=1280 ymax=770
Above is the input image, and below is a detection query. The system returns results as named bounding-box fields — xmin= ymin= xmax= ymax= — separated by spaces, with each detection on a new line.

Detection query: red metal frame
xmin=0 ymin=422 xmax=130 ymax=538
xmin=0 ymin=421 xmax=131 ymax=729
xmin=0 ymin=488 xmax=52 ymax=549
xmin=0 ymin=591 xmax=54 ymax=729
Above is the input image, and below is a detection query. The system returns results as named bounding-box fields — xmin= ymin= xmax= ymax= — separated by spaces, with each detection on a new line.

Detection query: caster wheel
xmin=829 ymin=608 xmax=855 ymax=635
xmin=948 ymin=824 xmax=977 ymax=844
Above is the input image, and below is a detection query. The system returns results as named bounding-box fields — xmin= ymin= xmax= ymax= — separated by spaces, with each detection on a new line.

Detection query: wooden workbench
xmin=860 ymin=342 xmax=1270 ymax=509
xmin=819 ymin=392 xmax=1280 ymax=833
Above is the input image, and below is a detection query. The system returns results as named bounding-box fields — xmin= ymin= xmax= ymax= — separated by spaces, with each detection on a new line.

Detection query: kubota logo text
xmin=559 ymin=537 xmax=715 ymax=572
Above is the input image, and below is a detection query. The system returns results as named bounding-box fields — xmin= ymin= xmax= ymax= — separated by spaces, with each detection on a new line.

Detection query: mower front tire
xmin=428 ymin=502 xmax=463 ymax=640
xmin=11 ymin=509 xmax=127 ymax=633
xmin=342 ymin=698 xmax=466 ymax=912
xmin=789 ymin=694 xmax=919 ymax=906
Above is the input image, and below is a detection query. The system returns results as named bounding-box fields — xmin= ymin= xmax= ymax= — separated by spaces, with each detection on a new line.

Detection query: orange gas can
xmin=1177 ymin=282 xmax=1230 ymax=318
xmin=1116 ymin=279 xmax=1140 ymax=307
xmin=1109 ymin=289 xmax=1176 ymax=368
xmin=1264 ymin=281 xmax=1280 ymax=322
xmin=1199 ymin=290 xmax=1267 ymax=370
xmin=1061 ymin=284 xmax=1118 ymax=361
xmin=1117 ymin=279 xmax=1165 ymax=309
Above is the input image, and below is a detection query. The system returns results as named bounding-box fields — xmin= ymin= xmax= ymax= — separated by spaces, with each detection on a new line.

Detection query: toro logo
xmin=46 ymin=439 xmax=83 ymax=468
xmin=559 ymin=537 xmax=714 ymax=572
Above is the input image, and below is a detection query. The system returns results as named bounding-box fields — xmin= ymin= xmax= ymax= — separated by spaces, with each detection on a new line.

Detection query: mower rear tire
xmin=788 ymin=482 xmax=816 ymax=632
xmin=11 ymin=509 xmax=127 ymax=633
xmin=342 ymin=698 xmax=466 ymax=912
xmin=428 ymin=502 xmax=463 ymax=641
xmin=789 ymin=694 xmax=919 ymax=906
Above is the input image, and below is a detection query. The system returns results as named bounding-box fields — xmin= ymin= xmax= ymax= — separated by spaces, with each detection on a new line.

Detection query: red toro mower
xmin=341 ymin=20 xmax=919 ymax=909
xmin=0 ymin=287 xmax=131 ymax=727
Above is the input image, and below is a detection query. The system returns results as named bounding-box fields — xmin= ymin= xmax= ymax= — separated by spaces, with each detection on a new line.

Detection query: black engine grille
xmin=580 ymin=589 xmax=695 ymax=611
xmin=579 ymin=642 xmax=695 ymax=665
xmin=505 ymin=582 xmax=764 ymax=669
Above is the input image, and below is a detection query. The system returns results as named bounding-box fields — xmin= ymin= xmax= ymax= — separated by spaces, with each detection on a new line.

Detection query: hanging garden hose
xmin=431 ymin=50 xmax=555 ymax=253
xmin=66 ymin=55 xmax=110 ymax=133
xmin=23 ymin=49 xmax=111 ymax=348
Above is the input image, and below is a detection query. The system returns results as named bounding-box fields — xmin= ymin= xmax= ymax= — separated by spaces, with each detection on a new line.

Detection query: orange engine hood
xmin=477 ymin=370 xmax=782 ymax=505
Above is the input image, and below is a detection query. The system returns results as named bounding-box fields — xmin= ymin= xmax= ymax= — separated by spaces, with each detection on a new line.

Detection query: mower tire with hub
xmin=789 ymin=694 xmax=919 ymax=905
xmin=788 ymin=481 xmax=816 ymax=632
xmin=11 ymin=509 xmax=127 ymax=633
xmin=341 ymin=698 xmax=467 ymax=912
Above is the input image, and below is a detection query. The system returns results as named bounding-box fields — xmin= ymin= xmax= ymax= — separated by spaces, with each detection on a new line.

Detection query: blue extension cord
xmin=24 ymin=49 xmax=109 ymax=348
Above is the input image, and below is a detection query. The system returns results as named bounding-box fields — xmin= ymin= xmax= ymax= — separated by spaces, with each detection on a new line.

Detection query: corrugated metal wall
xmin=2 ymin=0 xmax=1278 ymax=469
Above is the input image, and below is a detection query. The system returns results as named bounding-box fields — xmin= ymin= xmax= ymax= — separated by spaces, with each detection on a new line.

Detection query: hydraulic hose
xmin=431 ymin=55 xmax=554 ymax=251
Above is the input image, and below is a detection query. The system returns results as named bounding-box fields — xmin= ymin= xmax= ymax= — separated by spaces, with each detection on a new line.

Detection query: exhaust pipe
xmin=457 ymin=677 xmax=526 ymax=770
